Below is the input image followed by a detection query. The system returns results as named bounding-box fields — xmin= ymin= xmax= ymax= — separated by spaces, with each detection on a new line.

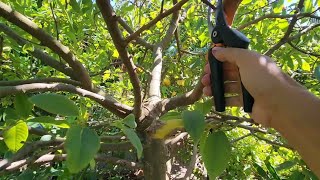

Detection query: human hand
xmin=201 ymin=47 xmax=296 ymax=126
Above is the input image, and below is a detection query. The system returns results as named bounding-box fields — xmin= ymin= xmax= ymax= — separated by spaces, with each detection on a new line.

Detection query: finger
xmin=204 ymin=63 xmax=210 ymax=74
xmin=224 ymin=70 xmax=240 ymax=81
xmin=203 ymin=86 xmax=212 ymax=96
xmin=225 ymin=96 xmax=242 ymax=107
xmin=201 ymin=74 xmax=211 ymax=86
xmin=224 ymin=81 xmax=241 ymax=93
xmin=223 ymin=62 xmax=238 ymax=71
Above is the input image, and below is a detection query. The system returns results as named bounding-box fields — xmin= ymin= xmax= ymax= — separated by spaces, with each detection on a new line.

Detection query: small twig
xmin=237 ymin=13 xmax=320 ymax=30
xmin=49 ymin=2 xmax=59 ymax=40
xmin=181 ymin=49 xmax=206 ymax=56
xmin=230 ymin=133 xmax=252 ymax=144
xmin=264 ymin=0 xmax=305 ymax=56
xmin=125 ymin=0 xmax=188 ymax=44
xmin=160 ymin=0 xmax=165 ymax=14
xmin=201 ymin=0 xmax=216 ymax=10
xmin=165 ymin=132 xmax=188 ymax=145
xmin=251 ymin=133 xmax=293 ymax=150
xmin=288 ymin=41 xmax=320 ymax=57
xmin=0 ymin=35 xmax=3 ymax=58
xmin=183 ymin=144 xmax=198 ymax=180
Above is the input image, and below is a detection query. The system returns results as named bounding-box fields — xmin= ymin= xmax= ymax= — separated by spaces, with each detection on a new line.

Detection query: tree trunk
xmin=143 ymin=137 xmax=169 ymax=180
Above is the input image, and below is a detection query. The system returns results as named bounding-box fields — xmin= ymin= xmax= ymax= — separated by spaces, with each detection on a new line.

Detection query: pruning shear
xmin=207 ymin=0 xmax=254 ymax=112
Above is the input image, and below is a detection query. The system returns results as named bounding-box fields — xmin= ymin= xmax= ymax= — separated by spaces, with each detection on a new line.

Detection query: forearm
xmin=271 ymin=84 xmax=320 ymax=176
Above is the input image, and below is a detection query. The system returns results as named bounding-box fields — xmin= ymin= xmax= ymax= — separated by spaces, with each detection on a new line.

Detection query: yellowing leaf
xmin=302 ymin=61 xmax=311 ymax=71
xmin=171 ymin=91 xmax=177 ymax=96
xmin=156 ymin=21 xmax=163 ymax=28
xmin=177 ymin=79 xmax=185 ymax=86
xmin=153 ymin=119 xmax=184 ymax=139
xmin=103 ymin=70 xmax=111 ymax=81
xmin=112 ymin=50 xmax=119 ymax=58
xmin=163 ymin=78 xmax=171 ymax=86
xmin=3 ymin=120 xmax=28 ymax=152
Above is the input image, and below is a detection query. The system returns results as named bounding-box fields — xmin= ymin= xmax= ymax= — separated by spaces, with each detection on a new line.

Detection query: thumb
xmin=212 ymin=47 xmax=240 ymax=64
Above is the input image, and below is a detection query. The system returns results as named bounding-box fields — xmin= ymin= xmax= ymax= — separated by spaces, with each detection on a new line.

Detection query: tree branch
xmin=237 ymin=12 xmax=320 ymax=30
xmin=117 ymin=17 xmax=153 ymax=49
xmin=0 ymin=83 xmax=133 ymax=118
xmin=0 ymin=23 xmax=76 ymax=79
xmin=0 ymin=2 xmax=92 ymax=89
xmin=0 ymin=78 xmax=81 ymax=87
xmin=125 ymin=0 xmax=188 ymax=44
xmin=182 ymin=144 xmax=198 ymax=180
xmin=161 ymin=76 xmax=204 ymax=113
xmin=265 ymin=23 xmax=320 ymax=56
xmin=4 ymin=154 xmax=142 ymax=172
xmin=264 ymin=0 xmax=305 ymax=56
xmin=159 ymin=0 xmax=180 ymax=49
xmin=149 ymin=0 xmax=185 ymax=99
xmin=251 ymin=133 xmax=293 ymax=150
xmin=288 ymin=41 xmax=320 ymax=57
xmin=96 ymin=0 xmax=142 ymax=118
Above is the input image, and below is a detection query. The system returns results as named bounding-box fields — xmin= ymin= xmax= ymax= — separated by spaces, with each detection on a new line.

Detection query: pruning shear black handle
xmin=208 ymin=0 xmax=254 ymax=112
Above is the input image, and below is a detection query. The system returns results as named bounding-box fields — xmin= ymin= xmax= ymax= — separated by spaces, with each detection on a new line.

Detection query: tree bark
xmin=143 ymin=137 xmax=169 ymax=180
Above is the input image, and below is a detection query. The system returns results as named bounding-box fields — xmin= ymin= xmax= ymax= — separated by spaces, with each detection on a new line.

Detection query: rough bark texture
xmin=143 ymin=137 xmax=169 ymax=180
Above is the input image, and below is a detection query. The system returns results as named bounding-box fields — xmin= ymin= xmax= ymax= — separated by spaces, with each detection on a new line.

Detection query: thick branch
xmin=125 ymin=0 xmax=188 ymax=43
xmin=159 ymin=0 xmax=180 ymax=49
xmin=96 ymin=0 xmax=142 ymax=118
xmin=161 ymin=76 xmax=204 ymax=113
xmin=0 ymin=78 xmax=81 ymax=87
xmin=0 ymin=2 xmax=92 ymax=89
xmin=264 ymin=0 xmax=305 ymax=56
xmin=0 ymin=83 xmax=133 ymax=118
xmin=4 ymin=154 xmax=142 ymax=172
xmin=149 ymin=2 xmax=185 ymax=99
xmin=0 ymin=23 xmax=76 ymax=79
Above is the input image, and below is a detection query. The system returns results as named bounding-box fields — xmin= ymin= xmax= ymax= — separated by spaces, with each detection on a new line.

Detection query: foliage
xmin=0 ymin=0 xmax=319 ymax=179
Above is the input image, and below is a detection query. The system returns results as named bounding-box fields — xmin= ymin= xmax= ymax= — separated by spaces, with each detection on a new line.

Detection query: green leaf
xmin=3 ymin=120 xmax=29 ymax=152
xmin=265 ymin=160 xmax=280 ymax=180
xmin=14 ymin=93 xmax=33 ymax=118
xmin=122 ymin=127 xmax=142 ymax=159
xmin=29 ymin=93 xmax=79 ymax=116
xmin=123 ymin=114 xmax=136 ymax=128
xmin=3 ymin=108 xmax=19 ymax=124
xmin=28 ymin=116 xmax=70 ymax=128
xmin=304 ymin=0 xmax=312 ymax=12
xmin=201 ymin=131 xmax=231 ymax=179
xmin=314 ymin=65 xmax=320 ymax=81
xmin=182 ymin=110 xmax=205 ymax=143
xmin=194 ymin=99 xmax=212 ymax=115
xmin=276 ymin=160 xmax=296 ymax=171
xmin=70 ymin=0 xmax=80 ymax=12
xmin=254 ymin=163 xmax=268 ymax=178
xmin=288 ymin=170 xmax=305 ymax=180
xmin=65 ymin=126 xmax=100 ymax=173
